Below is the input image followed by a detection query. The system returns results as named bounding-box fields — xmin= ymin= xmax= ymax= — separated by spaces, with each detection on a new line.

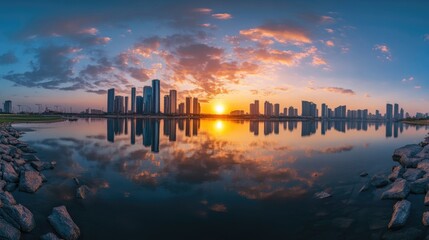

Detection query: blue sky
xmin=0 ymin=0 xmax=428 ymax=114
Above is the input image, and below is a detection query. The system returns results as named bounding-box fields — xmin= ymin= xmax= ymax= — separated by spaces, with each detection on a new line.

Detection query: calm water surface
xmin=12 ymin=119 xmax=429 ymax=239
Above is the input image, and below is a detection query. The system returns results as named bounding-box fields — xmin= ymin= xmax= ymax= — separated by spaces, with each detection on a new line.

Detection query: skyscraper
xmin=164 ymin=95 xmax=170 ymax=114
xmin=136 ymin=96 xmax=143 ymax=114
xmin=274 ymin=103 xmax=280 ymax=116
xmin=394 ymin=103 xmax=399 ymax=119
xmin=186 ymin=97 xmax=192 ymax=114
xmin=400 ymin=108 xmax=404 ymax=119
xmin=264 ymin=101 xmax=273 ymax=116
xmin=3 ymin=100 xmax=12 ymax=113
xmin=143 ymin=86 xmax=152 ymax=114
xmin=302 ymin=101 xmax=317 ymax=117
xmin=254 ymin=100 xmax=260 ymax=115
xmin=193 ymin=98 xmax=199 ymax=115
xmin=250 ymin=103 xmax=255 ymax=115
xmin=178 ymin=103 xmax=185 ymax=114
xmin=321 ymin=103 xmax=328 ymax=118
xmin=152 ymin=79 xmax=160 ymax=114
xmin=114 ymin=96 xmax=124 ymax=114
xmin=131 ymin=87 xmax=136 ymax=113
xmin=169 ymin=90 xmax=177 ymax=114
xmin=124 ymin=96 xmax=129 ymax=114
xmin=386 ymin=103 xmax=393 ymax=120
xmin=107 ymin=88 xmax=115 ymax=113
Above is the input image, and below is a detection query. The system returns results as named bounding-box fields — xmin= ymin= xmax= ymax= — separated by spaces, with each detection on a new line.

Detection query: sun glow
xmin=215 ymin=120 xmax=224 ymax=131
xmin=215 ymin=104 xmax=225 ymax=114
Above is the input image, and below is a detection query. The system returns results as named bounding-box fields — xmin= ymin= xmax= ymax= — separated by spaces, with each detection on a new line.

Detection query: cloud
xmin=239 ymin=21 xmax=312 ymax=45
xmin=210 ymin=204 xmax=227 ymax=212
xmin=325 ymin=40 xmax=334 ymax=47
xmin=310 ymin=86 xmax=355 ymax=95
xmin=325 ymin=28 xmax=334 ymax=33
xmin=274 ymin=87 xmax=289 ymax=91
xmin=0 ymin=52 xmax=18 ymax=65
xmin=212 ymin=13 xmax=232 ymax=20
xmin=424 ymin=34 xmax=429 ymax=41
xmin=311 ymin=56 xmax=327 ymax=66
xmin=193 ymin=8 xmax=212 ymax=14
xmin=401 ymin=76 xmax=414 ymax=82
xmin=415 ymin=85 xmax=422 ymax=89
xmin=364 ymin=93 xmax=371 ymax=98
xmin=320 ymin=16 xmax=335 ymax=23
xmin=373 ymin=44 xmax=392 ymax=61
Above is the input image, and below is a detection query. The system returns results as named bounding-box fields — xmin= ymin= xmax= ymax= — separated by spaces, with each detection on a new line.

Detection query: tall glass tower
xmin=107 ymin=88 xmax=115 ymax=113
xmin=152 ymin=79 xmax=160 ymax=114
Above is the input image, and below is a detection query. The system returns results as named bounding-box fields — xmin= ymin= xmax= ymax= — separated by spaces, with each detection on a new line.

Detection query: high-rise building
xmin=193 ymin=98 xmax=199 ymax=115
xmin=3 ymin=100 xmax=12 ymax=113
xmin=288 ymin=106 xmax=294 ymax=117
xmin=178 ymin=103 xmax=185 ymax=114
xmin=169 ymin=90 xmax=177 ymax=114
xmin=274 ymin=103 xmax=280 ymax=116
xmin=400 ymin=108 xmax=404 ymax=120
xmin=283 ymin=107 xmax=288 ymax=116
xmin=143 ymin=86 xmax=152 ymax=114
xmin=394 ymin=103 xmax=399 ymax=119
xmin=264 ymin=101 xmax=273 ymax=116
xmin=254 ymin=100 xmax=260 ymax=115
xmin=152 ymin=79 xmax=160 ymax=114
xmin=107 ymin=88 xmax=115 ymax=113
xmin=131 ymin=87 xmax=136 ymax=113
xmin=321 ymin=103 xmax=328 ymax=118
xmin=250 ymin=103 xmax=255 ymax=115
xmin=302 ymin=101 xmax=317 ymax=117
xmin=386 ymin=103 xmax=393 ymax=120
xmin=124 ymin=96 xmax=129 ymax=114
xmin=114 ymin=96 xmax=124 ymax=114
xmin=186 ymin=97 xmax=192 ymax=114
xmin=164 ymin=95 xmax=170 ymax=114
xmin=136 ymin=96 xmax=143 ymax=114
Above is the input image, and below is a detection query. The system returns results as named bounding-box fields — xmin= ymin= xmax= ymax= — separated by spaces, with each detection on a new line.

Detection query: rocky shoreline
xmin=0 ymin=123 xmax=80 ymax=240
xmin=361 ymin=133 xmax=429 ymax=239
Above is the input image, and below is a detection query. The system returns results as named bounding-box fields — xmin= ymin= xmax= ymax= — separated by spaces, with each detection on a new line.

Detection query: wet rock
xmin=21 ymin=153 xmax=40 ymax=162
xmin=423 ymin=212 xmax=429 ymax=226
xmin=314 ymin=191 xmax=331 ymax=199
xmin=48 ymin=206 xmax=80 ymax=240
xmin=0 ymin=218 xmax=21 ymax=240
xmin=19 ymin=170 xmax=43 ymax=193
xmin=417 ymin=159 xmax=429 ymax=172
xmin=31 ymin=161 xmax=56 ymax=171
xmin=425 ymin=191 xmax=429 ymax=205
xmin=4 ymin=183 xmax=17 ymax=192
xmin=403 ymin=168 xmax=425 ymax=181
xmin=382 ymin=227 xmax=422 ymax=240
xmin=41 ymin=232 xmax=63 ymax=240
xmin=360 ymin=181 xmax=371 ymax=192
xmin=14 ymin=158 xmax=26 ymax=166
xmin=360 ymin=172 xmax=368 ymax=177
xmin=0 ymin=204 xmax=35 ymax=232
xmin=2 ymin=154 xmax=13 ymax=162
xmin=0 ymin=191 xmax=17 ymax=205
xmin=76 ymin=185 xmax=92 ymax=199
xmin=1 ymin=162 xmax=19 ymax=183
xmin=73 ymin=177 xmax=80 ymax=186
xmin=371 ymin=174 xmax=389 ymax=188
xmin=409 ymin=177 xmax=429 ymax=194
xmin=0 ymin=179 xmax=6 ymax=191
xmin=388 ymin=200 xmax=411 ymax=229
xmin=381 ymin=179 xmax=410 ymax=199
xmin=393 ymin=144 xmax=423 ymax=161
xmin=416 ymin=145 xmax=429 ymax=158
xmin=398 ymin=156 xmax=422 ymax=168
xmin=389 ymin=166 xmax=405 ymax=182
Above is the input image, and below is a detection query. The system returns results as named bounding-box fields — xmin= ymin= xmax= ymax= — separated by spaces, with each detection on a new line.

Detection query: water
xmin=12 ymin=118 xmax=429 ymax=239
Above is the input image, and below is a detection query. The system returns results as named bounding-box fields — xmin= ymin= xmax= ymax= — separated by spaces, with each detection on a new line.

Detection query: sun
xmin=214 ymin=104 xmax=225 ymax=114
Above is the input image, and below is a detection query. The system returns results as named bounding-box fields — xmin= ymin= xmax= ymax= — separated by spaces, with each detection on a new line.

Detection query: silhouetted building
xmin=186 ymin=97 xmax=192 ymax=114
xmin=136 ymin=96 xmax=143 ymax=114
xmin=107 ymin=88 xmax=115 ymax=113
xmin=114 ymin=96 xmax=124 ymax=114
xmin=178 ymin=103 xmax=185 ymax=114
xmin=3 ymin=100 xmax=12 ymax=113
xmin=152 ymin=79 xmax=160 ymax=114
xmin=170 ymin=90 xmax=177 ymax=114
xmin=321 ymin=103 xmax=328 ymax=118
xmin=131 ymin=87 xmax=136 ymax=113
xmin=250 ymin=103 xmax=255 ymax=115
xmin=400 ymin=108 xmax=404 ymax=119
xmin=143 ymin=86 xmax=152 ymax=114
xmin=274 ymin=103 xmax=280 ymax=116
xmin=164 ymin=95 xmax=170 ymax=114
xmin=254 ymin=100 xmax=260 ymax=115
xmin=264 ymin=101 xmax=273 ymax=116
xmin=302 ymin=101 xmax=317 ymax=117
xmin=193 ymin=98 xmax=199 ymax=114
xmin=386 ymin=103 xmax=393 ymax=120
xmin=124 ymin=96 xmax=129 ymax=114
xmin=394 ymin=103 xmax=399 ymax=120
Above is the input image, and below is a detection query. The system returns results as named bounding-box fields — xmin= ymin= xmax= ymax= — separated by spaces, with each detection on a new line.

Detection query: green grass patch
xmin=0 ymin=114 xmax=64 ymax=123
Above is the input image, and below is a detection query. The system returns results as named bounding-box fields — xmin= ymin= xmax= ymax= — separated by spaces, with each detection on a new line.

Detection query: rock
xmin=31 ymin=161 xmax=56 ymax=171
xmin=0 ymin=218 xmax=20 ymax=240
xmin=381 ymin=179 xmax=410 ymax=199
xmin=1 ymin=162 xmax=19 ymax=182
xmin=0 ymin=180 xmax=6 ymax=191
xmin=21 ymin=153 xmax=40 ymax=162
xmin=2 ymin=154 xmax=13 ymax=162
xmin=76 ymin=185 xmax=92 ymax=199
xmin=73 ymin=178 xmax=80 ymax=186
xmin=409 ymin=177 xmax=429 ymax=194
xmin=19 ymin=171 xmax=43 ymax=193
xmin=4 ymin=183 xmax=17 ymax=192
xmin=389 ymin=166 xmax=405 ymax=182
xmin=360 ymin=181 xmax=371 ymax=192
xmin=417 ymin=159 xmax=429 ymax=172
xmin=398 ymin=156 xmax=422 ymax=168
xmin=48 ymin=206 xmax=80 ymax=240
xmin=425 ymin=191 xmax=429 ymax=205
xmin=371 ymin=174 xmax=389 ymax=188
xmin=382 ymin=227 xmax=423 ymax=240
xmin=0 ymin=204 xmax=35 ymax=232
xmin=416 ymin=144 xmax=429 ymax=158
xmin=314 ymin=191 xmax=331 ymax=199
xmin=423 ymin=212 xmax=429 ymax=226
xmin=41 ymin=232 xmax=63 ymax=240
xmin=360 ymin=172 xmax=368 ymax=177
xmin=388 ymin=200 xmax=411 ymax=229
xmin=14 ymin=158 xmax=26 ymax=166
xmin=403 ymin=168 xmax=425 ymax=181
xmin=393 ymin=144 xmax=423 ymax=161
xmin=0 ymin=191 xmax=17 ymax=205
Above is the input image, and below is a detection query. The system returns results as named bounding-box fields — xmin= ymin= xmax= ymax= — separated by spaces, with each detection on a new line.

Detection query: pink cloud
xmin=239 ymin=22 xmax=312 ymax=45
xmin=212 ymin=13 xmax=232 ymax=20
xmin=373 ymin=44 xmax=392 ymax=61
xmin=325 ymin=40 xmax=334 ymax=47
xmin=193 ymin=8 xmax=212 ymax=14
xmin=325 ymin=28 xmax=334 ymax=33
xmin=312 ymin=56 xmax=327 ymax=66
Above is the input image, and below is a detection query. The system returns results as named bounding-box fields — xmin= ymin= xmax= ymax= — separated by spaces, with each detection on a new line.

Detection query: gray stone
xmin=21 ymin=153 xmax=40 ymax=162
xmin=403 ymin=168 xmax=425 ymax=181
xmin=382 ymin=227 xmax=422 ymax=240
xmin=314 ymin=191 xmax=331 ymax=199
xmin=409 ymin=177 xmax=429 ymax=194
xmin=388 ymin=200 xmax=411 ymax=229
xmin=1 ymin=162 xmax=19 ymax=183
xmin=19 ymin=170 xmax=43 ymax=193
xmin=393 ymin=144 xmax=423 ymax=160
xmin=48 ymin=206 xmax=80 ymax=240
xmin=389 ymin=166 xmax=405 ymax=182
xmin=4 ymin=183 xmax=17 ymax=192
xmin=417 ymin=159 xmax=429 ymax=172
xmin=398 ymin=156 xmax=422 ymax=168
xmin=31 ymin=161 xmax=56 ymax=171
xmin=360 ymin=181 xmax=371 ymax=192
xmin=0 ymin=218 xmax=20 ymax=240
xmin=423 ymin=211 xmax=429 ymax=226
xmin=76 ymin=185 xmax=92 ymax=199
xmin=371 ymin=174 xmax=389 ymax=188
xmin=416 ymin=144 xmax=429 ymax=158
xmin=41 ymin=232 xmax=63 ymax=240
xmin=2 ymin=154 xmax=13 ymax=162
xmin=382 ymin=179 xmax=410 ymax=199
xmin=0 ymin=204 xmax=35 ymax=232
xmin=360 ymin=172 xmax=368 ymax=177
xmin=0 ymin=191 xmax=17 ymax=205
xmin=14 ymin=158 xmax=26 ymax=166
xmin=0 ymin=179 xmax=6 ymax=191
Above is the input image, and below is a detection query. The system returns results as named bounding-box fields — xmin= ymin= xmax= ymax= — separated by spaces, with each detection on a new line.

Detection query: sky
xmin=0 ymin=0 xmax=428 ymax=114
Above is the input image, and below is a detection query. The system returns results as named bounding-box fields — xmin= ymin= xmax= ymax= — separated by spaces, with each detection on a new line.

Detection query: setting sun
xmin=215 ymin=104 xmax=225 ymax=114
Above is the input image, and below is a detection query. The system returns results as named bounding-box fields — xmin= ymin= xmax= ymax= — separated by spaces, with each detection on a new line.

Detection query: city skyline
xmin=1 ymin=1 xmax=429 ymax=114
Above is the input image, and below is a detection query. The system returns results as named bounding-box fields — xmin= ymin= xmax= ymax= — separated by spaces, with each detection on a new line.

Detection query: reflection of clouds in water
xmin=210 ymin=204 xmax=227 ymax=212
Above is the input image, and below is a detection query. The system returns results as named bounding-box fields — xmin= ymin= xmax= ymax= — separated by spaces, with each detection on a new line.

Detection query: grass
xmin=402 ymin=119 xmax=429 ymax=125
xmin=0 ymin=114 xmax=64 ymax=123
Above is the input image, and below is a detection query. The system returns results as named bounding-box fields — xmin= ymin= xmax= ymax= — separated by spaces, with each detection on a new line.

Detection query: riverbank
xmin=0 ymin=123 xmax=79 ymax=239
xmin=402 ymin=119 xmax=429 ymax=125
xmin=0 ymin=114 xmax=64 ymax=124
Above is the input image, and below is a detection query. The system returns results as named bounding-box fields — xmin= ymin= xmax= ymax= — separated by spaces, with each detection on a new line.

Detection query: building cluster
xmin=0 ymin=100 xmax=12 ymax=113
xmin=107 ymin=79 xmax=201 ymax=115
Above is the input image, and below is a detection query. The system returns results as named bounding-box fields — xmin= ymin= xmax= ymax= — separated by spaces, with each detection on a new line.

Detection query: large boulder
xmin=393 ymin=144 xmax=423 ymax=161
xmin=48 ymin=206 xmax=80 ymax=240
xmin=31 ymin=161 xmax=56 ymax=171
xmin=409 ymin=177 xmax=429 ymax=194
xmin=19 ymin=171 xmax=43 ymax=193
xmin=1 ymin=162 xmax=19 ymax=183
xmin=0 ymin=180 xmax=6 ymax=191
xmin=0 ymin=204 xmax=36 ymax=232
xmin=397 ymin=156 xmax=422 ymax=168
xmin=416 ymin=145 xmax=429 ymax=159
xmin=402 ymin=168 xmax=424 ymax=182
xmin=381 ymin=179 xmax=410 ymax=199
xmin=423 ymin=212 xmax=429 ymax=226
xmin=371 ymin=174 xmax=389 ymax=188
xmin=389 ymin=166 xmax=405 ymax=182
xmin=0 ymin=191 xmax=17 ymax=205
xmin=416 ymin=159 xmax=429 ymax=172
xmin=0 ymin=218 xmax=20 ymax=240
xmin=41 ymin=232 xmax=63 ymax=240
xmin=388 ymin=200 xmax=411 ymax=229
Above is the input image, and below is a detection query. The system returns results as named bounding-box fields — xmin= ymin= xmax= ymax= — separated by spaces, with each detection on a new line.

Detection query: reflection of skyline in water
xmin=107 ymin=118 xmax=413 ymax=153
